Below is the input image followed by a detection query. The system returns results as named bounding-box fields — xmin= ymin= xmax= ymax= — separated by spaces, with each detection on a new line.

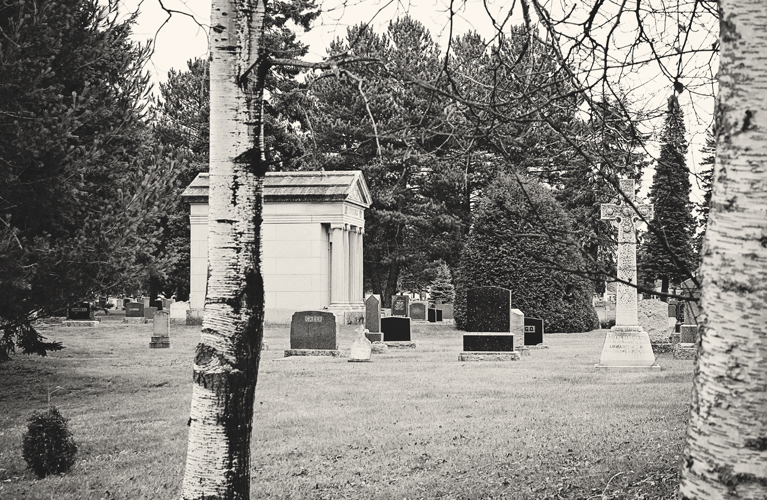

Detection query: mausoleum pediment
xmin=182 ymin=170 xmax=371 ymax=208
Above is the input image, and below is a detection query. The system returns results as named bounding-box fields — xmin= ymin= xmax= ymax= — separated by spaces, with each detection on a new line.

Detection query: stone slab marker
xmin=391 ymin=295 xmax=410 ymax=317
xmin=349 ymin=325 xmax=372 ymax=362
xmin=365 ymin=295 xmax=381 ymax=341
xmin=409 ymin=302 xmax=426 ymax=321
xmin=150 ymin=310 xmax=171 ymax=348
xmin=597 ymin=179 xmax=659 ymax=369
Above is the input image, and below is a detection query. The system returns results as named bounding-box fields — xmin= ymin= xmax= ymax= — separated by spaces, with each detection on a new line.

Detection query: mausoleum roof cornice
xmin=181 ymin=170 xmax=372 ymax=208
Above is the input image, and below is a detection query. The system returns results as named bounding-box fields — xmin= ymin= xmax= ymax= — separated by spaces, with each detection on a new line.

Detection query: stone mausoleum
xmin=182 ymin=171 xmax=371 ymax=324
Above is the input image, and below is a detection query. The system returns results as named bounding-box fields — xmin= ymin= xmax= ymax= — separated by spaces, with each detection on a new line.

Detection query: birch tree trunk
xmin=679 ymin=0 xmax=767 ymax=498
xmin=181 ymin=0 xmax=267 ymax=498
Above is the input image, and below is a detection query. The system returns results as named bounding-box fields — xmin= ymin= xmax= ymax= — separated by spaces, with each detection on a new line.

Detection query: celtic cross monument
xmin=596 ymin=178 xmax=659 ymax=369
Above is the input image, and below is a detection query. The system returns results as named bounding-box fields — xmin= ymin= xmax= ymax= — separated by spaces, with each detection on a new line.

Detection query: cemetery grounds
xmin=0 ymin=314 xmax=694 ymax=499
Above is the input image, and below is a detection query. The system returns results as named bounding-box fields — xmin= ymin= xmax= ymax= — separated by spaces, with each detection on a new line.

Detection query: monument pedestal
xmin=284 ymin=349 xmax=343 ymax=357
xmin=383 ymin=341 xmax=416 ymax=349
xmin=62 ymin=320 xmax=99 ymax=327
xmin=595 ymin=326 xmax=660 ymax=369
xmin=459 ymin=351 xmax=521 ymax=361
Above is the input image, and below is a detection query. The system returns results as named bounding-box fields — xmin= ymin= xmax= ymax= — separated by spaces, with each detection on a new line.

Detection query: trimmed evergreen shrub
xmin=455 ymin=174 xmax=599 ymax=333
xmin=22 ymin=406 xmax=78 ymax=478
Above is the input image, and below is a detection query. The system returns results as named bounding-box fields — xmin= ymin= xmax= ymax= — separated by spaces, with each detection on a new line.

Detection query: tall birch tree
xmin=678 ymin=0 xmax=767 ymax=497
xmin=180 ymin=0 xmax=268 ymax=498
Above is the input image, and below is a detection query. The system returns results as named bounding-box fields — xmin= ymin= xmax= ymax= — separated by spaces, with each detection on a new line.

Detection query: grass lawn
xmin=0 ymin=314 xmax=694 ymax=499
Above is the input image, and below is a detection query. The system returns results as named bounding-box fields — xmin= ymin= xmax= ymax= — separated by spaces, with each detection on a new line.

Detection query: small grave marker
xmin=365 ymin=295 xmax=381 ymax=340
xmin=409 ymin=302 xmax=426 ymax=321
xmin=150 ymin=311 xmax=171 ymax=348
xmin=391 ymin=295 xmax=410 ymax=317
xmin=523 ymin=317 xmax=544 ymax=345
xmin=349 ymin=326 xmax=372 ymax=362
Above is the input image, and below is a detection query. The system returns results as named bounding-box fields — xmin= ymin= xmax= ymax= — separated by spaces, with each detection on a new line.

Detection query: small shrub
xmin=601 ymin=318 xmax=616 ymax=329
xmin=22 ymin=406 xmax=78 ymax=478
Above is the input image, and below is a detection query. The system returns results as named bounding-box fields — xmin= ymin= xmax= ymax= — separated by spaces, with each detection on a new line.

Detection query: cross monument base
xmin=595 ymin=326 xmax=660 ymax=369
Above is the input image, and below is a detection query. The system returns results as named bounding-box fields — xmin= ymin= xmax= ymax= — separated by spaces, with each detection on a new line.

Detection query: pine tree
xmin=693 ymin=127 xmax=715 ymax=258
xmin=639 ymin=95 xmax=696 ymax=297
xmin=428 ymin=261 xmax=455 ymax=305
xmin=0 ymin=0 xmax=176 ymax=360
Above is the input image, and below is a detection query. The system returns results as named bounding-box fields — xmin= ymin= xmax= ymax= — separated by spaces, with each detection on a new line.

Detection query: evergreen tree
xmin=638 ymin=95 xmax=696 ymax=297
xmin=693 ymin=127 xmax=715 ymax=258
xmin=0 ymin=0 xmax=177 ymax=360
xmin=305 ymin=17 xmax=468 ymax=306
xmin=428 ymin=261 xmax=455 ymax=305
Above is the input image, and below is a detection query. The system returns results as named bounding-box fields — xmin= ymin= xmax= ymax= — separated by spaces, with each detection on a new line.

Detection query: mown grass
xmin=0 ymin=315 xmax=694 ymax=499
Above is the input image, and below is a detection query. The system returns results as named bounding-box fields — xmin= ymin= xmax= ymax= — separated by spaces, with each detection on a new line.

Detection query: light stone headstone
xmin=150 ymin=310 xmax=170 ymax=348
xmin=597 ymin=179 xmax=659 ymax=369
xmin=349 ymin=326 xmax=372 ymax=362
xmin=637 ymin=299 xmax=672 ymax=343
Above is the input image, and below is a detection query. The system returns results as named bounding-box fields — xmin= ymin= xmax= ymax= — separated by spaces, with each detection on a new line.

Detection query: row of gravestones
xmin=286 ymin=286 xmax=546 ymax=359
xmin=65 ymin=301 xmax=171 ymax=348
xmin=388 ymin=295 xmax=454 ymax=322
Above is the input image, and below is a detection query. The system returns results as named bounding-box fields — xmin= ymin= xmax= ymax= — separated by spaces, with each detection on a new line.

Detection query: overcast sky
xmin=119 ymin=0 xmax=716 ymax=202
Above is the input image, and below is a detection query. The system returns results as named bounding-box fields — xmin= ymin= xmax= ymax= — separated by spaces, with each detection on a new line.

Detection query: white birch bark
xmin=679 ymin=1 xmax=767 ymax=498
xmin=181 ymin=1 xmax=267 ymax=498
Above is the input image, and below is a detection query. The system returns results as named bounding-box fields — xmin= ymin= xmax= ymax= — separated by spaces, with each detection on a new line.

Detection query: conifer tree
xmin=0 ymin=0 xmax=176 ymax=360
xmin=639 ymin=95 xmax=696 ymax=297
xmin=428 ymin=261 xmax=455 ymax=305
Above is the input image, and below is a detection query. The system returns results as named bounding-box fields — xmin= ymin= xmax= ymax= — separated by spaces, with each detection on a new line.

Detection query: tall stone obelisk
xmin=596 ymin=179 xmax=659 ymax=369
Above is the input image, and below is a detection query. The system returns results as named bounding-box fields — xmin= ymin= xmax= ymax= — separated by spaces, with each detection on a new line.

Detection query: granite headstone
xmin=290 ymin=311 xmax=338 ymax=350
xmin=125 ymin=302 xmax=144 ymax=317
xmin=409 ymin=302 xmax=426 ymax=321
xmin=67 ymin=302 xmax=92 ymax=321
xmin=381 ymin=317 xmax=411 ymax=342
xmin=523 ymin=317 xmax=544 ymax=345
xmin=466 ymin=286 xmax=512 ymax=332
xmin=391 ymin=295 xmax=410 ymax=317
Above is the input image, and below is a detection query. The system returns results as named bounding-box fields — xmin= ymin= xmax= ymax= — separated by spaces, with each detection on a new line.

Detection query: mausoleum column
xmin=354 ymin=228 xmax=364 ymax=305
xmin=347 ymin=227 xmax=363 ymax=306
xmin=330 ymin=224 xmax=348 ymax=306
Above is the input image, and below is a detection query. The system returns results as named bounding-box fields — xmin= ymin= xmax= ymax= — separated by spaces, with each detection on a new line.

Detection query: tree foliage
xmin=454 ymin=174 xmax=598 ymax=333
xmin=304 ymin=17 xmax=468 ymax=306
xmin=638 ymin=95 xmax=696 ymax=295
xmin=0 ymin=0 xmax=176 ymax=360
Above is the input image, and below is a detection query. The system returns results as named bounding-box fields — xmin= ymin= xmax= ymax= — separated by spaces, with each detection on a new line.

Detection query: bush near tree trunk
xmin=455 ymin=174 xmax=599 ymax=333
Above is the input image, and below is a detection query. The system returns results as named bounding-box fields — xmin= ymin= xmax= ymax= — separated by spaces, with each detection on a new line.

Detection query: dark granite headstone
xmin=290 ymin=311 xmax=338 ymax=350
xmin=67 ymin=302 xmax=93 ymax=321
xmin=365 ymin=295 xmax=381 ymax=334
xmin=680 ymin=324 xmax=700 ymax=344
xmin=410 ymin=302 xmax=426 ymax=320
xmin=381 ymin=317 xmax=411 ymax=342
xmin=523 ymin=317 xmax=544 ymax=345
xmin=123 ymin=298 xmax=131 ymax=308
xmin=151 ymin=300 xmax=163 ymax=311
xmin=436 ymin=309 xmax=443 ymax=322
xmin=668 ymin=303 xmax=677 ymax=318
xmin=144 ymin=306 xmax=157 ymax=320
xmin=428 ymin=308 xmax=437 ymax=323
xmin=125 ymin=302 xmax=144 ymax=317
xmin=391 ymin=295 xmax=410 ymax=317
xmin=463 ymin=334 xmax=514 ymax=351
xmin=438 ymin=303 xmax=454 ymax=320
xmin=466 ymin=286 xmax=512 ymax=332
